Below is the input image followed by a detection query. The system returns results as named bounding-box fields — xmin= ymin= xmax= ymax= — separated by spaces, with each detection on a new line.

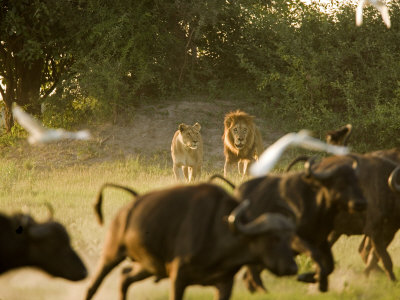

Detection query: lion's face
xmin=230 ymin=121 xmax=249 ymax=150
xmin=179 ymin=123 xmax=201 ymax=150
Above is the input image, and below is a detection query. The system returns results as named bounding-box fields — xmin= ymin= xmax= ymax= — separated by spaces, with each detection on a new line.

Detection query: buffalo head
xmin=306 ymin=155 xmax=367 ymax=213
xmin=26 ymin=220 xmax=87 ymax=281
xmin=228 ymin=200 xmax=298 ymax=276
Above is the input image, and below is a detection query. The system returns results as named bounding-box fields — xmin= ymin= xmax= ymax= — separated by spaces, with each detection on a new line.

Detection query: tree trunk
xmin=2 ymin=85 xmax=15 ymax=133
xmin=3 ymin=101 xmax=13 ymax=133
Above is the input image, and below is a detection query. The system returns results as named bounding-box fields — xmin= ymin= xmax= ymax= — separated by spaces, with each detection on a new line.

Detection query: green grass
xmin=1 ymin=155 xmax=400 ymax=300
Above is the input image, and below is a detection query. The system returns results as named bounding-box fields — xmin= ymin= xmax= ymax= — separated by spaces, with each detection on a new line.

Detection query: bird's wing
xmin=250 ymin=131 xmax=349 ymax=176
xmin=73 ymin=130 xmax=92 ymax=140
xmin=356 ymin=0 xmax=366 ymax=26
xmin=250 ymin=132 xmax=300 ymax=176
xmin=375 ymin=2 xmax=391 ymax=28
xmin=61 ymin=129 xmax=92 ymax=141
xmin=12 ymin=104 xmax=46 ymax=137
xmin=297 ymin=135 xmax=350 ymax=155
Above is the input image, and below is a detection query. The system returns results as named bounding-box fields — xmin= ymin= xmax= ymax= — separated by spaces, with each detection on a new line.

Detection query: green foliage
xmin=2 ymin=0 xmax=400 ymax=151
xmin=235 ymin=0 xmax=400 ymax=150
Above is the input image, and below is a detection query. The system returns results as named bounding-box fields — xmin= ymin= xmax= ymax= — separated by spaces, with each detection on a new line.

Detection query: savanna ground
xmin=1 ymin=97 xmax=400 ymax=300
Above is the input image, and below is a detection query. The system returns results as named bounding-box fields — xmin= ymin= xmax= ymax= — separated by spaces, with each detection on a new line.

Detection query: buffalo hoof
xmin=297 ymin=272 xmax=317 ymax=283
xmin=318 ymin=278 xmax=328 ymax=292
xmin=243 ymin=271 xmax=268 ymax=293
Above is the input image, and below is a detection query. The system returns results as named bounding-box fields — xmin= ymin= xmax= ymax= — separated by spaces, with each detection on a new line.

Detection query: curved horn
xmin=305 ymin=154 xmax=359 ymax=181
xmin=228 ymin=199 xmax=250 ymax=234
xmin=388 ymin=166 xmax=400 ymax=193
xmin=43 ymin=202 xmax=54 ymax=220
xmin=238 ymin=213 xmax=295 ymax=235
xmin=304 ymin=156 xmax=335 ymax=180
xmin=285 ymin=155 xmax=310 ymax=172
xmin=228 ymin=200 xmax=295 ymax=235
xmin=208 ymin=174 xmax=236 ymax=189
xmin=346 ymin=153 xmax=360 ymax=174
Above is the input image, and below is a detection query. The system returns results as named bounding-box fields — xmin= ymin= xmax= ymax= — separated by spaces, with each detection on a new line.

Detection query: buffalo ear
xmin=193 ymin=122 xmax=201 ymax=132
xmin=178 ymin=123 xmax=187 ymax=132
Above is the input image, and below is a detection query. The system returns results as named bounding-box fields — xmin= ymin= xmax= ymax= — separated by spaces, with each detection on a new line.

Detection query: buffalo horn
xmin=346 ymin=154 xmax=360 ymax=173
xmin=238 ymin=213 xmax=295 ymax=235
xmin=388 ymin=166 xmax=400 ymax=193
xmin=228 ymin=199 xmax=251 ymax=234
xmin=44 ymin=202 xmax=54 ymax=220
xmin=228 ymin=200 xmax=295 ymax=235
xmin=304 ymin=156 xmax=334 ymax=180
xmin=305 ymin=154 xmax=359 ymax=180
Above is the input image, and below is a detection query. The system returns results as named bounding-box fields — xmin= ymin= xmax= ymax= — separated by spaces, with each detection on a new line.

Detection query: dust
xmin=306 ymin=267 xmax=362 ymax=294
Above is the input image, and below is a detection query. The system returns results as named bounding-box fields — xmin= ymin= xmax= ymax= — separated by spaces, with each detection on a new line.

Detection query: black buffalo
xmin=85 ymin=182 xmax=297 ymax=300
xmin=313 ymin=153 xmax=400 ymax=281
xmin=232 ymin=156 xmax=366 ymax=292
xmin=0 ymin=212 xmax=87 ymax=281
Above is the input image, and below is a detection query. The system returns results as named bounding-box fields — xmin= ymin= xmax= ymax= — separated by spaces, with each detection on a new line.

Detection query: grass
xmin=1 ymin=154 xmax=400 ymax=300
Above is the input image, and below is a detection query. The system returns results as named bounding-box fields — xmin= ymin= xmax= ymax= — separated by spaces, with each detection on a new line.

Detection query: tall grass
xmin=1 ymin=155 xmax=400 ymax=300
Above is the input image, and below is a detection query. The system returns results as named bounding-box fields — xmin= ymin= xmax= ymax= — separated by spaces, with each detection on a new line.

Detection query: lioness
xmin=171 ymin=122 xmax=203 ymax=182
xmin=222 ymin=110 xmax=263 ymax=178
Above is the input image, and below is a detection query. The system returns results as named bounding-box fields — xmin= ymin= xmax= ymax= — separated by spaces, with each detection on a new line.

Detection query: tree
xmin=0 ymin=0 xmax=75 ymax=131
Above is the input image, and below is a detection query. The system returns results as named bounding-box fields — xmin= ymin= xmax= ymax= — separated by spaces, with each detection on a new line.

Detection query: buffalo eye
xmin=16 ymin=226 xmax=23 ymax=234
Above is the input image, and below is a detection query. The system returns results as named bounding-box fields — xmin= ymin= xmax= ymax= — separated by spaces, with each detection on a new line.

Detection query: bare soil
xmin=0 ymin=97 xmax=283 ymax=171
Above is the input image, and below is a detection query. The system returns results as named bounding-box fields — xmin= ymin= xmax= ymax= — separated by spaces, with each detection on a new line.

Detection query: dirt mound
xmin=0 ymin=98 xmax=282 ymax=170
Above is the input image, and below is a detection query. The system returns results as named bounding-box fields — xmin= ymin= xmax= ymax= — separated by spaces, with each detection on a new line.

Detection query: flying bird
xmin=12 ymin=103 xmax=91 ymax=144
xmin=356 ymin=0 xmax=391 ymax=28
xmin=250 ymin=130 xmax=349 ymax=177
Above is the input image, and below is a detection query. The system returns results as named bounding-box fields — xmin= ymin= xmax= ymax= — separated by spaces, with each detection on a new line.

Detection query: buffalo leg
xmin=215 ymin=277 xmax=234 ymax=300
xmin=370 ymin=234 xmax=397 ymax=281
xmin=316 ymin=241 xmax=334 ymax=292
xmin=119 ymin=265 xmax=152 ymax=300
xmin=364 ymin=249 xmax=380 ymax=277
xmin=327 ymin=230 xmax=341 ymax=247
xmin=359 ymin=236 xmax=382 ymax=274
xmin=296 ymin=241 xmax=334 ymax=292
xmin=86 ymin=256 xmax=125 ymax=300
xmin=242 ymin=265 xmax=267 ymax=293
xmin=169 ymin=259 xmax=187 ymax=300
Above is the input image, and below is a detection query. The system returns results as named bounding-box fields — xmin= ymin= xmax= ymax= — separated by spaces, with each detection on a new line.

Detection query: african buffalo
xmin=324 ymin=125 xmax=400 ymax=278
xmin=312 ymin=153 xmax=400 ymax=281
xmin=0 ymin=212 xmax=87 ymax=281
xmin=85 ymin=182 xmax=297 ymax=300
xmin=233 ymin=156 xmax=366 ymax=292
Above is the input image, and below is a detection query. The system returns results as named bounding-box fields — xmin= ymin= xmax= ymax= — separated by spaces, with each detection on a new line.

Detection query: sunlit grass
xmin=1 ymin=154 xmax=400 ymax=299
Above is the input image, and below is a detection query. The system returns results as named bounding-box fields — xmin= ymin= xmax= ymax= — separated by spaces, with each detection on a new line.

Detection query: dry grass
xmin=1 ymin=98 xmax=400 ymax=299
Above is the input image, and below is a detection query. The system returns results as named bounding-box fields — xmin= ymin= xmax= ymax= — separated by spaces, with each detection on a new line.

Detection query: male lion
xmin=222 ymin=110 xmax=263 ymax=178
xmin=171 ymin=122 xmax=203 ymax=182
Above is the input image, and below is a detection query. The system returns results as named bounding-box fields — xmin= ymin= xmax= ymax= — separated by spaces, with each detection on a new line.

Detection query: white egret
xmin=250 ymin=130 xmax=349 ymax=176
xmin=356 ymin=0 xmax=391 ymax=28
xmin=12 ymin=103 xmax=91 ymax=144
